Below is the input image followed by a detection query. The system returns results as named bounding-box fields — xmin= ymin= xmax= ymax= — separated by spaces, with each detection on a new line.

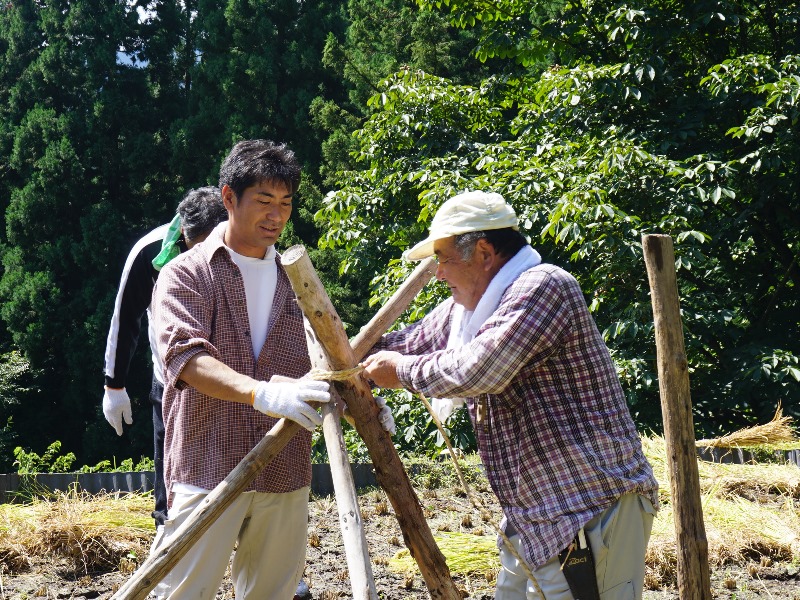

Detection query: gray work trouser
xmin=495 ymin=493 xmax=656 ymax=600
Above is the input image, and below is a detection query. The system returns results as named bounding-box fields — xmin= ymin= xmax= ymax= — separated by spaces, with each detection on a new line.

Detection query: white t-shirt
xmin=225 ymin=244 xmax=277 ymax=359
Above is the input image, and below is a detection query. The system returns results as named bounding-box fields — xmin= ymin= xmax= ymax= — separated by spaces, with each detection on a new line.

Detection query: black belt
xmin=557 ymin=528 xmax=601 ymax=600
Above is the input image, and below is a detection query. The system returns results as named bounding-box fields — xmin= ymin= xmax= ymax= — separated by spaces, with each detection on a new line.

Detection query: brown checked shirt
xmin=152 ymin=224 xmax=312 ymax=505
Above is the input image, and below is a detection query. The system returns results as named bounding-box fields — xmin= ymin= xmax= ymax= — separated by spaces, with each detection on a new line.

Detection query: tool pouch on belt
xmin=557 ymin=528 xmax=601 ymax=600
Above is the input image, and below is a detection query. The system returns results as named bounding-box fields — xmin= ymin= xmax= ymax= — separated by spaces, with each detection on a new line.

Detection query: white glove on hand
xmin=342 ymin=396 xmax=395 ymax=435
xmin=103 ymin=387 xmax=133 ymax=436
xmin=431 ymin=397 xmax=465 ymax=423
xmin=375 ymin=396 xmax=396 ymax=435
xmin=252 ymin=379 xmax=330 ymax=431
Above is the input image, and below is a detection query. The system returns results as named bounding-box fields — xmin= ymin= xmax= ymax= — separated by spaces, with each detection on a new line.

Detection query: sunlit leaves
xmin=318 ymin=0 xmax=800 ymax=441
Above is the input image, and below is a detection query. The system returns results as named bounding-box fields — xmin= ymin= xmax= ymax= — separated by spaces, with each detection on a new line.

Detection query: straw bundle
xmin=695 ymin=404 xmax=799 ymax=450
xmin=0 ymin=489 xmax=153 ymax=576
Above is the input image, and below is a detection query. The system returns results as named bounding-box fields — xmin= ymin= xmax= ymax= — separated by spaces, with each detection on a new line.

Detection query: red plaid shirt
xmin=375 ymin=263 xmax=659 ymax=567
xmin=153 ymin=225 xmax=312 ymax=503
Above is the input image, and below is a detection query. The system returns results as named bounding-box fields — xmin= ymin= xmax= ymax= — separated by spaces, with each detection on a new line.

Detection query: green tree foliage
xmin=306 ymin=0 xmax=500 ymax=339
xmin=0 ymin=0 xmax=796 ymax=468
xmin=168 ymin=0 xmax=347 ymax=181
xmin=0 ymin=351 xmax=39 ymax=471
xmin=0 ymin=0 xmax=350 ymax=468
xmin=311 ymin=0 xmax=499 ymax=188
xmin=0 ymin=0 xmax=169 ymax=463
xmin=317 ymin=0 xmax=800 ymax=443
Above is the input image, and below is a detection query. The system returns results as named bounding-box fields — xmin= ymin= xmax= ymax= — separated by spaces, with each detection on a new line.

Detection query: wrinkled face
xmin=221 ymin=180 xmax=292 ymax=258
xmin=433 ymin=237 xmax=493 ymax=311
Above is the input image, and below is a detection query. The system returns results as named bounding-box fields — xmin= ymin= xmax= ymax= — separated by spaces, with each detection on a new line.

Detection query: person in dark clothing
xmin=102 ymin=186 xmax=227 ymax=527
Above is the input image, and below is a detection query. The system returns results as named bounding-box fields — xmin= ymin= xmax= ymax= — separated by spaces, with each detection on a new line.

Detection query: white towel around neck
xmin=433 ymin=245 xmax=542 ymax=421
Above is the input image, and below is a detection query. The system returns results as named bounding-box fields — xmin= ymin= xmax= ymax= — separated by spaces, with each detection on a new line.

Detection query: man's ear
xmin=476 ymin=238 xmax=498 ymax=271
xmin=221 ymin=184 xmax=236 ymax=209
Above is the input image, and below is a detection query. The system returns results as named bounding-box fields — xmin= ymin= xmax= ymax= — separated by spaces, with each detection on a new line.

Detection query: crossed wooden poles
xmin=113 ymin=249 xmax=462 ymax=600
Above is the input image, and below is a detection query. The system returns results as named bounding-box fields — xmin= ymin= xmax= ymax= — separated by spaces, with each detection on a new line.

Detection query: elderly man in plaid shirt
xmin=361 ymin=191 xmax=659 ymax=600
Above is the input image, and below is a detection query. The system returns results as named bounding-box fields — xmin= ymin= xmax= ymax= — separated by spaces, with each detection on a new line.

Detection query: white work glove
xmin=431 ymin=397 xmax=465 ymax=423
xmin=252 ymin=379 xmax=330 ymax=431
xmin=343 ymin=396 xmax=396 ymax=436
xmin=103 ymin=387 xmax=133 ymax=436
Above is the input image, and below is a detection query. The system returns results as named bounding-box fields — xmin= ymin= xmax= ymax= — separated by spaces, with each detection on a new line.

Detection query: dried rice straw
xmin=696 ymin=404 xmax=799 ymax=450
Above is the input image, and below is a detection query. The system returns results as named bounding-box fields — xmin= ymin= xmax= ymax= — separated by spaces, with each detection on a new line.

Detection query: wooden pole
xmin=642 ymin=234 xmax=712 ymax=600
xmin=350 ymin=257 xmax=436 ymax=360
xmin=301 ymin=256 xmax=434 ymax=599
xmin=282 ymin=245 xmax=461 ymax=600
xmin=112 ymin=418 xmax=301 ymax=600
xmin=300 ymin=327 xmax=379 ymax=600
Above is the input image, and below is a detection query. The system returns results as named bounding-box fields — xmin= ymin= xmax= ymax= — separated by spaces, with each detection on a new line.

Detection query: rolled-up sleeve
xmin=153 ymin=260 xmax=221 ymax=391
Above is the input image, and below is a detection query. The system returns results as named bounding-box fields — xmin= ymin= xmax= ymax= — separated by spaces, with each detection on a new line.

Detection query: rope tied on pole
xmin=305 ymin=365 xmax=365 ymax=382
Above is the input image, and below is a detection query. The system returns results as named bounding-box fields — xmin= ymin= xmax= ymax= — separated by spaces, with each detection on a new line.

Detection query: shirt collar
xmin=202 ymin=221 xmax=280 ymax=263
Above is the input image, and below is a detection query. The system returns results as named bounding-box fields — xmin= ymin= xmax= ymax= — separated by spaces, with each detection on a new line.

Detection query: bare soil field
xmin=2 ymin=440 xmax=800 ymax=599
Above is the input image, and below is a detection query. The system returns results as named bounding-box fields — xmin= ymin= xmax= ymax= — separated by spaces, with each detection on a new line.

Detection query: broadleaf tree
xmin=317 ymin=0 xmax=800 ymax=452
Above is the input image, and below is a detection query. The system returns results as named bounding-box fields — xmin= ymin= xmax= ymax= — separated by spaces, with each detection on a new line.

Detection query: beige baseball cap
xmin=403 ymin=191 xmax=519 ymax=261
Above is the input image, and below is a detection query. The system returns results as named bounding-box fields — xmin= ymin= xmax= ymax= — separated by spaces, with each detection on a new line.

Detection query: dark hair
xmin=218 ymin=139 xmax=302 ymax=199
xmin=453 ymin=228 xmax=528 ymax=261
xmin=177 ymin=186 xmax=227 ymax=242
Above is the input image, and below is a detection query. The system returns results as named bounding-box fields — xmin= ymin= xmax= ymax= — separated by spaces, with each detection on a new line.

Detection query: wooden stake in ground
xmin=642 ymin=234 xmax=712 ymax=600
xmin=307 ymin=256 xmax=436 ymax=600
xmin=282 ymin=246 xmax=461 ymax=600
xmin=299 ymin=343 xmax=379 ymax=600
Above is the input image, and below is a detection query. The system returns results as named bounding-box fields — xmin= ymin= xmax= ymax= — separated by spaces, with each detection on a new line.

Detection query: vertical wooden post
xmin=282 ymin=246 xmax=461 ymax=600
xmin=642 ymin=234 xmax=711 ymax=600
xmin=301 ymin=325 xmax=379 ymax=600
xmin=309 ymin=256 xmax=435 ymax=600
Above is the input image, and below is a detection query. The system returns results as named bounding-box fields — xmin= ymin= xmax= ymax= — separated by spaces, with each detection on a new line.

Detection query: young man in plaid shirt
xmin=151 ymin=140 xmax=330 ymax=599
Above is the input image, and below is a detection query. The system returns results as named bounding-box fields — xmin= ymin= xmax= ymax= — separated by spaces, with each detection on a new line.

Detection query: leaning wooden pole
xmin=283 ymin=246 xmax=461 ymax=600
xmin=112 ymin=418 xmax=301 ymax=600
xmin=642 ymin=234 xmax=712 ymax=600
xmin=303 ymin=256 xmax=435 ymax=599
xmin=350 ymin=257 xmax=437 ymax=360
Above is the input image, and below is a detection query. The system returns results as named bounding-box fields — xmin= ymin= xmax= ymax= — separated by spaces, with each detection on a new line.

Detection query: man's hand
xmin=431 ymin=397 xmax=465 ymax=423
xmin=374 ymin=395 xmax=396 ymax=435
xmin=342 ymin=395 xmax=396 ymax=435
xmin=252 ymin=379 xmax=330 ymax=431
xmin=359 ymin=351 xmax=404 ymax=389
xmin=103 ymin=387 xmax=133 ymax=436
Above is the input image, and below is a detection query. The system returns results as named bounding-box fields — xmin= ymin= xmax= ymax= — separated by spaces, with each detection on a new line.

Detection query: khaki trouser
xmin=151 ymin=487 xmax=309 ymax=599
xmin=495 ymin=493 xmax=656 ymax=600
